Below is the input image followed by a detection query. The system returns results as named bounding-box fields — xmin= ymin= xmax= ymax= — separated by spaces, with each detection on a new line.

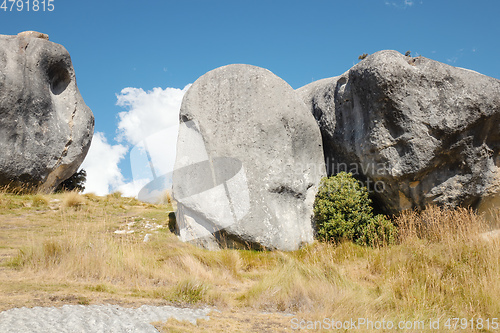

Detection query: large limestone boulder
xmin=298 ymin=50 xmax=500 ymax=214
xmin=0 ymin=32 xmax=94 ymax=191
xmin=172 ymin=64 xmax=325 ymax=251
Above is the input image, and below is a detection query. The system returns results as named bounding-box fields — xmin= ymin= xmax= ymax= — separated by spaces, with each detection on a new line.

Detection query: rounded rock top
xmin=17 ymin=31 xmax=49 ymax=40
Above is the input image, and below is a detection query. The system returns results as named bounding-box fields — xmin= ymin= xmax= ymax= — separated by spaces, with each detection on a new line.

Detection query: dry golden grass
xmin=153 ymin=310 xmax=293 ymax=333
xmin=0 ymin=192 xmax=498 ymax=332
xmin=62 ymin=191 xmax=86 ymax=208
xmin=159 ymin=190 xmax=173 ymax=205
xmin=31 ymin=194 xmax=49 ymax=207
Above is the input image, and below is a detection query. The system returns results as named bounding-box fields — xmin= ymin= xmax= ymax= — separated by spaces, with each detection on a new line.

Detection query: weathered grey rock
xmin=0 ymin=32 xmax=94 ymax=191
xmin=17 ymin=31 xmax=49 ymax=40
xmin=173 ymin=64 xmax=325 ymax=251
xmin=298 ymin=50 xmax=500 ymax=214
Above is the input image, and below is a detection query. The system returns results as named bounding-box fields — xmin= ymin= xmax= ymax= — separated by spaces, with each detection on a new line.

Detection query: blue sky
xmin=1 ymin=0 xmax=499 ymax=195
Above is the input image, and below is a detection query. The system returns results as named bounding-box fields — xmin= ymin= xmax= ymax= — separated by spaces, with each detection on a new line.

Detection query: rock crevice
xmin=298 ymin=50 xmax=500 ymax=214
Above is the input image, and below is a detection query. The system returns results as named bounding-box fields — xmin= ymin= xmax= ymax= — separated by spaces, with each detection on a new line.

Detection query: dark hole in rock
xmin=48 ymin=62 xmax=71 ymax=95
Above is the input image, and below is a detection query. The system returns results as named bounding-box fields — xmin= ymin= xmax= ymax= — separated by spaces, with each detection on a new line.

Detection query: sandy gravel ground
xmin=0 ymin=304 xmax=211 ymax=333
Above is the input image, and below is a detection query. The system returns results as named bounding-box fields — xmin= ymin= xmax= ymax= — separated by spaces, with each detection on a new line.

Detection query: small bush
xmin=313 ymin=172 xmax=396 ymax=247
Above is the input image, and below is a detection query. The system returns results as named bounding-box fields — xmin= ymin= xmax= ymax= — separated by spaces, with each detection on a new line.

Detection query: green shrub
xmin=313 ymin=172 xmax=396 ymax=247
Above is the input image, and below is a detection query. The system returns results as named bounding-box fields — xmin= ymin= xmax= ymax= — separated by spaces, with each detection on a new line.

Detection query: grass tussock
xmin=153 ymin=278 xmax=211 ymax=304
xmin=379 ymin=205 xmax=500 ymax=319
xmin=396 ymin=205 xmax=489 ymax=242
xmin=62 ymin=191 xmax=86 ymax=208
xmin=159 ymin=190 xmax=173 ymax=205
xmin=0 ymin=194 xmax=498 ymax=331
xmin=107 ymin=191 xmax=123 ymax=200
xmin=31 ymin=194 xmax=49 ymax=207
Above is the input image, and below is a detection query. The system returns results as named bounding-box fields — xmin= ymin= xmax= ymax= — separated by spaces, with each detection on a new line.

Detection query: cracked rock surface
xmin=0 ymin=31 xmax=94 ymax=191
xmin=298 ymin=50 xmax=500 ymax=214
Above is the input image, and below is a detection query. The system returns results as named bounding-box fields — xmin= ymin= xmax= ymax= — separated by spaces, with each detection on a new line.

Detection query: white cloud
xmin=446 ymin=47 xmax=475 ymax=65
xmin=81 ymin=85 xmax=190 ymax=198
xmin=385 ymin=0 xmax=418 ymax=7
xmin=80 ymin=132 xmax=127 ymax=196
xmin=116 ymin=85 xmax=190 ymax=145
xmin=116 ymin=178 xmax=150 ymax=198
xmin=115 ymin=85 xmax=190 ymax=199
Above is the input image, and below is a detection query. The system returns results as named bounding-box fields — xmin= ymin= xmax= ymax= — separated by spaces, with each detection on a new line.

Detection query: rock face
xmin=298 ymin=50 xmax=500 ymax=214
xmin=172 ymin=64 xmax=325 ymax=251
xmin=0 ymin=32 xmax=94 ymax=191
